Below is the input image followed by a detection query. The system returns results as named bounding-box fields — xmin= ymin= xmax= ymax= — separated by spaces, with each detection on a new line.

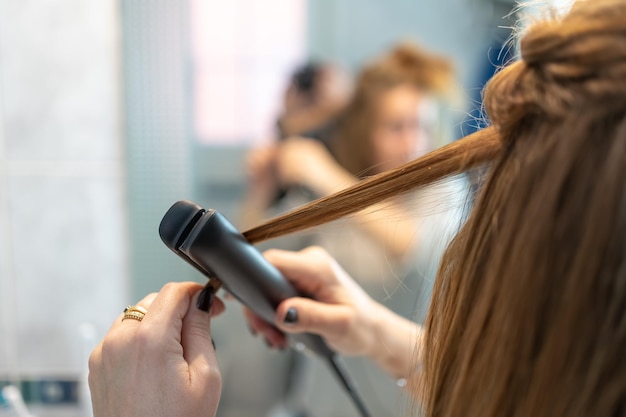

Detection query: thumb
xmin=275 ymin=297 xmax=353 ymax=340
xmin=181 ymin=287 xmax=222 ymax=380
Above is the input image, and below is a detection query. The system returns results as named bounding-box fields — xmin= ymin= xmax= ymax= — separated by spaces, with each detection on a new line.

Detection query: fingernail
xmin=247 ymin=323 xmax=258 ymax=336
xmin=211 ymin=338 xmax=216 ymax=351
xmin=197 ymin=285 xmax=214 ymax=312
xmin=283 ymin=308 xmax=298 ymax=325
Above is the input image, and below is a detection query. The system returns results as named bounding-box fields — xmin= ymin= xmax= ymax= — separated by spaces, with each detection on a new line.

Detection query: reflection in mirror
xmin=182 ymin=1 xmax=521 ymax=417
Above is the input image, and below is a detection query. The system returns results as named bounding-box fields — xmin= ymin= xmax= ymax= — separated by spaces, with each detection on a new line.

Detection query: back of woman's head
xmin=332 ymin=42 xmax=454 ymax=177
xmin=422 ymin=1 xmax=626 ymax=416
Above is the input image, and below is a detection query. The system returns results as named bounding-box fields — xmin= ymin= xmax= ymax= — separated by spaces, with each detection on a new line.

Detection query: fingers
xmin=257 ymin=247 xmax=363 ymax=352
xmin=274 ymin=297 xmax=353 ymax=340
xmin=94 ymin=282 xmax=224 ymax=380
xmin=263 ymin=246 xmax=337 ymax=296
xmin=140 ymin=282 xmax=203 ymax=329
xmin=108 ymin=292 xmax=158 ymax=333
xmin=181 ymin=287 xmax=222 ymax=384
xmin=141 ymin=292 xmax=159 ymax=309
xmin=89 ymin=281 xmax=224 ymax=417
xmin=89 ymin=289 xmax=168 ymax=396
xmin=242 ymin=307 xmax=287 ymax=349
xmin=209 ymin=294 xmax=226 ymax=317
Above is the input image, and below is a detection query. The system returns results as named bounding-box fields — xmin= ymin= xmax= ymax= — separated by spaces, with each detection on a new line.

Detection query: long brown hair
xmin=243 ymin=126 xmax=500 ymax=244
xmin=422 ymin=1 xmax=626 ymax=416
xmin=244 ymin=0 xmax=626 ymax=415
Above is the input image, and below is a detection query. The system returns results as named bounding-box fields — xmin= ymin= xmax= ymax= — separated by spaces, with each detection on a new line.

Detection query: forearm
xmin=366 ymin=303 xmax=424 ymax=382
xmin=305 ymin=165 xmax=419 ymax=259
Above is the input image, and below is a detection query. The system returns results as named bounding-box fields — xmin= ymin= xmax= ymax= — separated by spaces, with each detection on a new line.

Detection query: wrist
xmin=366 ymin=304 xmax=421 ymax=380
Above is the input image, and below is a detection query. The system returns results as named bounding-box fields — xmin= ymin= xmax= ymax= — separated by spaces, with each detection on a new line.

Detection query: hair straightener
xmin=159 ymin=200 xmax=371 ymax=417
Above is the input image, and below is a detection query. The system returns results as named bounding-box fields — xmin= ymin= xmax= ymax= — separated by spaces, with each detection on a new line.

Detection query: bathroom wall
xmin=0 ymin=0 xmax=127 ymax=415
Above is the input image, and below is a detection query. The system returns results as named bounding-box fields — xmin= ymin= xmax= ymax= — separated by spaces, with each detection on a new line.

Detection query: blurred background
xmin=0 ymin=0 xmax=551 ymax=416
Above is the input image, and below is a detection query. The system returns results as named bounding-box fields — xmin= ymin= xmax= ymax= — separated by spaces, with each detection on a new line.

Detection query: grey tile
xmin=6 ymin=174 xmax=128 ymax=374
xmin=0 ymin=0 xmax=121 ymax=161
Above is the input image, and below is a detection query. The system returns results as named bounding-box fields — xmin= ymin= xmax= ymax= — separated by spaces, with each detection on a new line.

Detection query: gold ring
xmin=121 ymin=305 xmax=148 ymax=322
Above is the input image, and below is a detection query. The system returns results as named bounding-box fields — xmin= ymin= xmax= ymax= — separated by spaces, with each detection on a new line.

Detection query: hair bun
xmin=484 ymin=0 xmax=626 ymax=134
xmin=521 ymin=1 xmax=626 ymax=79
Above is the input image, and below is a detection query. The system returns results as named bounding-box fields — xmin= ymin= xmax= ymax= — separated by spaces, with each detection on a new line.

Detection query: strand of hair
xmin=243 ymin=126 xmax=501 ymax=244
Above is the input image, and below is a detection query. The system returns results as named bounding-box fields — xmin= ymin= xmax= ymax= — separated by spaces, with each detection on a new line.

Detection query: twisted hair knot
xmin=484 ymin=0 xmax=626 ymax=135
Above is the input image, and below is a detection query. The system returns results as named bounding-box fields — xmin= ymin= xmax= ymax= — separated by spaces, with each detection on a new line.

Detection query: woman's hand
xmin=88 ymin=282 xmax=225 ymax=417
xmin=244 ymin=247 xmax=423 ymax=380
xmin=244 ymin=246 xmax=382 ymax=356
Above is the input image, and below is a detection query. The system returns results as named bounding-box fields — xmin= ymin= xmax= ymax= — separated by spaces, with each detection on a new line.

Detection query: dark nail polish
xmin=283 ymin=308 xmax=298 ymax=325
xmin=211 ymin=338 xmax=216 ymax=351
xmin=197 ymin=285 xmax=214 ymax=312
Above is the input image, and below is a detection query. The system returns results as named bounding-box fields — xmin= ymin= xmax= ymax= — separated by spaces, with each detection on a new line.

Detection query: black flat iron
xmin=159 ymin=200 xmax=371 ymax=417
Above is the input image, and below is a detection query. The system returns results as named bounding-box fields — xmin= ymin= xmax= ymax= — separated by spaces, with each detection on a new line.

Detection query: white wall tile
xmin=0 ymin=0 xmax=121 ymax=161
xmin=7 ymin=175 xmax=127 ymax=374
xmin=0 ymin=0 xmax=126 ymax=386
